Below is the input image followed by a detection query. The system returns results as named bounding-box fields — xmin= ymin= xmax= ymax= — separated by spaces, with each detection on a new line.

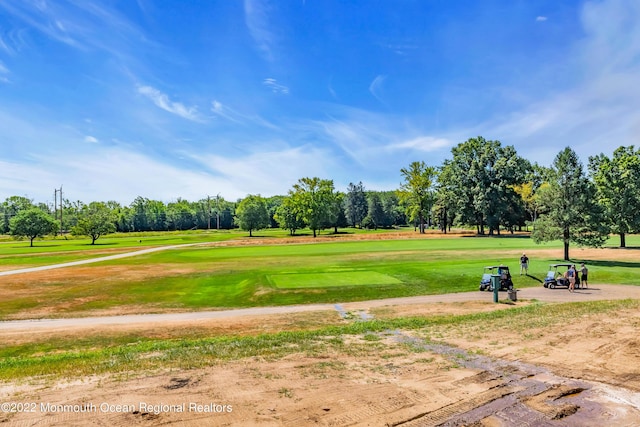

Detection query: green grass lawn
xmin=0 ymin=230 xmax=241 ymax=268
xmin=0 ymin=299 xmax=637 ymax=381
xmin=1 ymin=230 xmax=640 ymax=319
xmin=270 ymin=271 xmax=403 ymax=288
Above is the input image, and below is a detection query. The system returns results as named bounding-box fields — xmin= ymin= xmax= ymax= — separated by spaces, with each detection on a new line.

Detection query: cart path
xmin=0 ymin=242 xmax=209 ymax=276
xmin=1 ymin=284 xmax=638 ymax=332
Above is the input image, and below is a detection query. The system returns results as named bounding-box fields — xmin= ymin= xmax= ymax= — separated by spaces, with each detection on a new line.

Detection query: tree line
xmin=4 ymin=137 xmax=640 ymax=259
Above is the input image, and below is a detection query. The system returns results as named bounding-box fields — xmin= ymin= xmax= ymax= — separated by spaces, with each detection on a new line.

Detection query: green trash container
xmin=491 ymin=275 xmax=500 ymax=303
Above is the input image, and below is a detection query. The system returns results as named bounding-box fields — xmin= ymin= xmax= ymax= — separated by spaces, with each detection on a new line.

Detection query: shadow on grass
xmin=606 ymin=246 xmax=640 ymax=250
xmin=525 ymin=274 xmax=543 ymax=283
xmin=13 ymin=244 xmax=62 ymax=248
xmin=461 ymin=234 xmax=531 ymax=238
xmin=574 ymin=259 xmax=640 ymax=268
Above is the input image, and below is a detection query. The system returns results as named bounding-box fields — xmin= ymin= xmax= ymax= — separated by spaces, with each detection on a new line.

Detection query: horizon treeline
xmin=3 ymin=137 xmax=640 ymax=258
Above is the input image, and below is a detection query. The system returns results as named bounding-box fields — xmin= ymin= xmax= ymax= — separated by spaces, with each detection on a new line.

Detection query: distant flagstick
xmin=54 ymin=185 xmax=63 ymax=235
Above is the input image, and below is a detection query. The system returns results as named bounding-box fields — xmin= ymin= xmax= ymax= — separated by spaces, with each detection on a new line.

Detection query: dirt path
xmin=2 ymin=234 xmax=640 ymax=426
xmin=2 ymin=292 xmax=640 ymax=426
xmin=0 ymin=242 xmax=210 ymax=277
xmin=0 ymin=283 xmax=637 ymax=332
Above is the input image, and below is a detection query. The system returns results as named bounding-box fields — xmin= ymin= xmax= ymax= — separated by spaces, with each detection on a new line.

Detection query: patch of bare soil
xmin=1 ymin=301 xmax=640 ymax=426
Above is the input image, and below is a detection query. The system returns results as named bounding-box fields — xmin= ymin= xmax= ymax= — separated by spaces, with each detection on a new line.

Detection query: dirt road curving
xmin=0 ymin=283 xmax=637 ymax=332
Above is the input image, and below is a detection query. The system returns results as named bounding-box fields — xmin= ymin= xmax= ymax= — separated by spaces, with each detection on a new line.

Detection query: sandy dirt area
xmin=1 ymin=287 xmax=640 ymax=426
xmin=1 ymin=234 xmax=640 ymax=425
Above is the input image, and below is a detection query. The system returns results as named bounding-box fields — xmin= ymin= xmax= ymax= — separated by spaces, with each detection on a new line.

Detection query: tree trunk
xmin=249 ymin=229 xmax=253 ymax=237
xmin=313 ymin=229 xmax=317 ymax=237
xmin=620 ymin=232 xmax=626 ymax=248
xmin=443 ymin=209 xmax=447 ymax=234
xmin=30 ymin=237 xmax=35 ymax=247
xmin=563 ymin=228 xmax=570 ymax=260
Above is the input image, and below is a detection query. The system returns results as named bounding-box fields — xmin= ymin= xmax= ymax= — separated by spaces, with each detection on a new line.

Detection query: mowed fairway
xmin=270 ymin=271 xmax=402 ymax=288
xmin=1 ymin=231 xmax=639 ymax=320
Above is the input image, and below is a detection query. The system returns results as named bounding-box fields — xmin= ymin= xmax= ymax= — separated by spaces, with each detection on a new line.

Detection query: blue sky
xmin=1 ymin=0 xmax=638 ymax=205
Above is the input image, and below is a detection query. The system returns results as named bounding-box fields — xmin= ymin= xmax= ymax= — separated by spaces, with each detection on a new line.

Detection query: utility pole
xmin=207 ymin=195 xmax=211 ymax=230
xmin=216 ymin=193 xmax=221 ymax=230
xmin=54 ymin=188 xmax=58 ymax=232
xmin=59 ymin=185 xmax=63 ymax=236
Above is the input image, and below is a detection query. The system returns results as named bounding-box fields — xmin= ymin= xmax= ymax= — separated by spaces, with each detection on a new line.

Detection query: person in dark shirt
xmin=580 ymin=263 xmax=588 ymax=288
xmin=520 ymin=253 xmax=529 ymax=275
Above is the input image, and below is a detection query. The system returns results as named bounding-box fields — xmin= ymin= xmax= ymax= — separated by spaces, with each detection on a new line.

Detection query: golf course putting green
xmin=270 ymin=271 xmax=402 ymax=289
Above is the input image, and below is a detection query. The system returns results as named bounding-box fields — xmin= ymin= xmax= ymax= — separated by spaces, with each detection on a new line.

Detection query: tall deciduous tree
xmin=2 ymin=196 xmax=34 ymax=233
xmin=9 ymin=208 xmax=58 ymax=247
xmin=274 ymin=196 xmax=306 ymax=235
xmin=364 ymin=192 xmax=385 ymax=230
xmin=532 ymin=147 xmax=608 ymax=260
xmin=397 ymin=161 xmax=437 ymax=233
xmin=71 ymin=202 xmax=116 ymax=244
xmin=235 ymin=194 xmax=270 ymax=237
xmin=344 ymin=182 xmax=368 ymax=228
xmin=439 ymin=137 xmax=529 ymax=235
xmin=289 ymin=177 xmax=335 ymax=237
xmin=589 ymin=146 xmax=640 ymax=248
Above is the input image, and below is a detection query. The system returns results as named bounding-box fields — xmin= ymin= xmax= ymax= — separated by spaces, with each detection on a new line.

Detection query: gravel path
xmin=1 ymin=284 xmax=637 ymax=331
xmin=0 ymin=242 xmax=207 ymax=276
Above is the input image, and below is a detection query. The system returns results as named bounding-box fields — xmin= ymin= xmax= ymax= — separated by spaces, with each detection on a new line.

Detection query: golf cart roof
xmin=484 ymin=265 xmax=509 ymax=270
xmin=550 ymin=263 xmax=574 ymax=268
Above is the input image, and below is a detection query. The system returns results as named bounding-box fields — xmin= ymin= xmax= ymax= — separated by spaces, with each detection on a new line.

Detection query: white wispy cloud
xmin=263 ymin=78 xmax=289 ymax=94
xmin=0 ymin=61 xmax=9 ymax=83
xmin=389 ymin=136 xmax=453 ymax=152
xmin=0 ymin=1 xmax=154 ymax=67
xmin=244 ymin=0 xmax=277 ymax=62
xmin=211 ymin=100 xmax=243 ymax=124
xmin=536 ymin=16 xmax=548 ymax=22
xmin=190 ymin=145 xmax=333 ymax=197
xmin=84 ymin=135 xmax=98 ymax=143
xmin=471 ymin=0 xmax=640 ymax=164
xmin=369 ymin=75 xmax=387 ymax=104
xmin=138 ymin=85 xmax=202 ymax=122
xmin=211 ymin=100 xmax=279 ymax=129
xmin=0 ymin=147 xmax=239 ymax=204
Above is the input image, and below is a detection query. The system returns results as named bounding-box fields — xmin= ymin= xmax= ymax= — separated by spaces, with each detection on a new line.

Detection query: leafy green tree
xmin=71 ymin=202 xmax=116 ymax=244
xmin=168 ymin=199 xmax=194 ymax=231
xmin=236 ymin=194 xmax=270 ymax=237
xmin=380 ymin=191 xmax=402 ymax=227
xmin=512 ymin=163 xmax=550 ymax=231
xmin=344 ymin=182 xmax=368 ymax=227
xmin=131 ymin=196 xmax=151 ymax=231
xmin=397 ymin=161 xmax=437 ymax=233
xmin=2 ymin=196 xmax=34 ymax=233
xmin=274 ymin=196 xmax=306 ymax=235
xmin=439 ymin=137 xmax=529 ymax=235
xmin=9 ymin=208 xmax=58 ymax=247
xmin=589 ymin=146 xmax=640 ymax=247
xmin=364 ymin=192 xmax=385 ymax=229
xmin=532 ymin=147 xmax=608 ymax=260
xmin=322 ymin=191 xmax=347 ymax=233
xmin=265 ymin=195 xmax=285 ymax=228
xmin=288 ymin=177 xmax=336 ymax=237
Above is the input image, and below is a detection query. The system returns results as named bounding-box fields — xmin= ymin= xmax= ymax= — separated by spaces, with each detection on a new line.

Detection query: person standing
xmin=567 ymin=265 xmax=577 ymax=292
xmin=580 ymin=263 xmax=588 ymax=288
xmin=520 ymin=253 xmax=529 ymax=275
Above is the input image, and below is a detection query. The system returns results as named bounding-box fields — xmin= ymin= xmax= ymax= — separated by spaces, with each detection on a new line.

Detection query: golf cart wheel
xmin=549 ymin=284 xmax=555 ymax=289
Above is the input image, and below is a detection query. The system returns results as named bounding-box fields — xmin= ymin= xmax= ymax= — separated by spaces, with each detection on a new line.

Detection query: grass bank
xmin=0 ymin=299 xmax=636 ymax=381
